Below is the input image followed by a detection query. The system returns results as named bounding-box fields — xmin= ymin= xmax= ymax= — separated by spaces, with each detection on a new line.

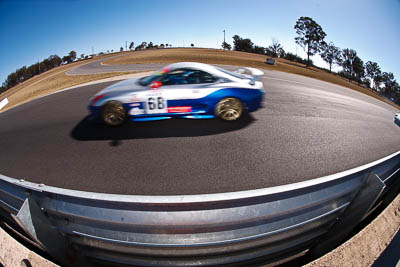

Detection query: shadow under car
xmin=70 ymin=114 xmax=255 ymax=141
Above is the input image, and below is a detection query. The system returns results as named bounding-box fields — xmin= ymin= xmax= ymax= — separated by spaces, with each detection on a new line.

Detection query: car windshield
xmin=139 ymin=67 xmax=171 ymax=86
xmin=138 ymin=72 xmax=162 ymax=86
xmin=216 ymin=67 xmax=248 ymax=80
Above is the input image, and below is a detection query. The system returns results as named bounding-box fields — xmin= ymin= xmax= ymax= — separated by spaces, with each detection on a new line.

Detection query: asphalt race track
xmin=0 ymin=61 xmax=399 ymax=195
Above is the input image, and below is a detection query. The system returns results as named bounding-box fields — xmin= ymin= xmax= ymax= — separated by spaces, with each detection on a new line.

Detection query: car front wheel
xmin=102 ymin=101 xmax=126 ymax=126
xmin=215 ymin=97 xmax=243 ymax=121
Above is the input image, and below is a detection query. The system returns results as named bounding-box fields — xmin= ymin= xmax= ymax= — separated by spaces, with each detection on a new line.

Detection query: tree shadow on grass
xmin=70 ymin=115 xmax=255 ymax=142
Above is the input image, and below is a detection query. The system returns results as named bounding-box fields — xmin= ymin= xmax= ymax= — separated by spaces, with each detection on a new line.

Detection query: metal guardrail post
xmin=12 ymin=196 xmax=70 ymax=266
xmin=307 ymin=171 xmax=386 ymax=258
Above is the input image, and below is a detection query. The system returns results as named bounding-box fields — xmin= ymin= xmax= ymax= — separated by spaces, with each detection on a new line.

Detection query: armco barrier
xmin=0 ymin=151 xmax=399 ymax=266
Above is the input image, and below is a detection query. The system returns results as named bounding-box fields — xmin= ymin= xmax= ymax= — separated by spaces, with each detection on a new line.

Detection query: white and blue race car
xmin=89 ymin=62 xmax=265 ymax=126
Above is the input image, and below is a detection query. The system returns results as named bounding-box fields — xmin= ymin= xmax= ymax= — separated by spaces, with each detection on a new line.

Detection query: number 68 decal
xmin=146 ymin=96 xmax=167 ymax=114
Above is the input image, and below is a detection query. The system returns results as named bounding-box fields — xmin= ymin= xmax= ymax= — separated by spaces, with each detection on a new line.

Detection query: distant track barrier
xmin=0 ymin=151 xmax=399 ymax=266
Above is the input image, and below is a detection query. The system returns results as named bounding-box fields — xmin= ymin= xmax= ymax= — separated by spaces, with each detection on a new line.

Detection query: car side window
xmin=161 ymin=69 xmax=216 ymax=85
xmin=161 ymin=69 xmax=190 ymax=86
xmin=191 ymin=70 xmax=216 ymax=84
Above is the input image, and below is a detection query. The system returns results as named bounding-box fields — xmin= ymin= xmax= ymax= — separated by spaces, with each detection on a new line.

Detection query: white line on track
xmin=0 ymin=98 xmax=8 ymax=111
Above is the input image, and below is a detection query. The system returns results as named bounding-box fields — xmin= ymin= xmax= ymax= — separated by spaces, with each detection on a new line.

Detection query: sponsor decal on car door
xmin=144 ymin=91 xmax=168 ymax=114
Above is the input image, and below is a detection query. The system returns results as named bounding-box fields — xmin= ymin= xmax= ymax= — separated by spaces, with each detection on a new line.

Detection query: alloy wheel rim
xmin=103 ymin=102 xmax=125 ymax=125
xmin=216 ymin=98 xmax=242 ymax=121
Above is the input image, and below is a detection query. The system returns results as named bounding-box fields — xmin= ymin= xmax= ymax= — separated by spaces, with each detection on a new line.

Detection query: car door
xmin=141 ymin=68 xmax=219 ymax=114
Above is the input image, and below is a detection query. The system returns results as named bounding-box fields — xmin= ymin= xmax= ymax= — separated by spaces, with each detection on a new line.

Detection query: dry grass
xmin=1 ymin=48 xmax=398 ymax=112
xmin=0 ymin=52 xmax=129 ymax=100
xmin=1 ymin=71 xmax=140 ymax=112
xmin=0 ymin=51 xmax=138 ymax=112
xmin=104 ymin=48 xmax=399 ymax=109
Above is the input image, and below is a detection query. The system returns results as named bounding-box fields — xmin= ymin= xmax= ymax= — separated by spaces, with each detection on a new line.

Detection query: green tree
xmin=268 ymin=39 xmax=284 ymax=58
xmin=191 ymin=43 xmax=194 ymax=47
xmin=221 ymin=41 xmax=231 ymax=50
xmin=5 ymin=72 xmax=18 ymax=88
xmin=294 ymin=16 xmax=327 ymax=67
xmin=120 ymin=47 xmax=123 ymax=52
xmin=252 ymin=45 xmax=266 ymax=55
xmin=352 ymin=56 xmax=364 ymax=83
xmin=69 ymin=51 xmax=77 ymax=61
xmin=146 ymin=42 xmax=154 ymax=49
xmin=27 ymin=64 xmax=36 ymax=78
xmin=62 ymin=55 xmax=71 ymax=63
xmin=48 ymin=55 xmax=62 ymax=67
xmin=321 ymin=42 xmax=342 ymax=72
xmin=341 ymin=48 xmax=357 ymax=80
xmin=381 ymin=72 xmax=396 ymax=97
xmin=129 ymin=42 xmax=134 ymax=50
xmin=365 ymin=61 xmax=382 ymax=90
xmin=42 ymin=59 xmax=52 ymax=71
xmin=232 ymin=35 xmax=253 ymax=52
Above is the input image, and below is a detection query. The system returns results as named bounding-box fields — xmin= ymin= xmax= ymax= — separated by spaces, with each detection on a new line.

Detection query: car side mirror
xmin=150 ymin=81 xmax=162 ymax=89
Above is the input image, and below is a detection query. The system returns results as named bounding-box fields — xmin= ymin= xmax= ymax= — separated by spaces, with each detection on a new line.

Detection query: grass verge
xmin=0 ymin=51 xmax=140 ymax=112
xmin=0 ymin=71 xmax=142 ymax=112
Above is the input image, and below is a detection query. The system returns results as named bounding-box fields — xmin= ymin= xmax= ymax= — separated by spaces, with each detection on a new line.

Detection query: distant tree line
xmin=0 ymin=55 xmax=61 ymax=93
xmin=0 ymin=50 xmax=80 ymax=94
xmin=222 ymin=16 xmax=399 ymax=104
xmin=0 ymin=41 xmax=180 ymax=95
xmin=118 ymin=41 xmax=176 ymax=52
xmin=132 ymin=42 xmax=173 ymax=50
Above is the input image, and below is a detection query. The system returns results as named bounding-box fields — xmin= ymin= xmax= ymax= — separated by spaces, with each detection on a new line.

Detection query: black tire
xmin=101 ymin=101 xmax=126 ymax=126
xmin=215 ymin=97 xmax=243 ymax=121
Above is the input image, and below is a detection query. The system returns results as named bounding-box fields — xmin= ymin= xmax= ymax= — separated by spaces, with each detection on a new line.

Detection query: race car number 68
xmin=146 ymin=96 xmax=167 ymax=114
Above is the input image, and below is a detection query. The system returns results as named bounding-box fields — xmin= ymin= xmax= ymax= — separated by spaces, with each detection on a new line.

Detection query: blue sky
xmin=0 ymin=0 xmax=399 ymax=84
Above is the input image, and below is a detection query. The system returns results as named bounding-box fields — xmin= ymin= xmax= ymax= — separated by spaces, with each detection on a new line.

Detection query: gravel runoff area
xmin=1 ymin=195 xmax=399 ymax=267
xmin=306 ymin=194 xmax=400 ymax=267
xmin=0 ymin=227 xmax=58 ymax=267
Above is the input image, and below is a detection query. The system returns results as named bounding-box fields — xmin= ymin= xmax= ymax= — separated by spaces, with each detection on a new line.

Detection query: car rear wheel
xmin=215 ymin=97 xmax=243 ymax=121
xmin=102 ymin=101 xmax=126 ymax=126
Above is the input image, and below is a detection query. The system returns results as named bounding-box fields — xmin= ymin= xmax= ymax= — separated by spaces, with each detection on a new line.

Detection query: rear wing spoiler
xmin=234 ymin=67 xmax=263 ymax=85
